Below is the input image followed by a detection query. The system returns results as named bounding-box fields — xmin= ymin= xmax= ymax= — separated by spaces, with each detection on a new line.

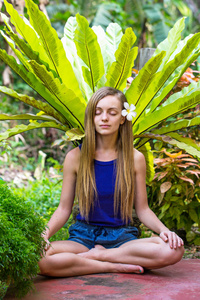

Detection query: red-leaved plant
xmin=149 ymin=150 xmax=200 ymax=245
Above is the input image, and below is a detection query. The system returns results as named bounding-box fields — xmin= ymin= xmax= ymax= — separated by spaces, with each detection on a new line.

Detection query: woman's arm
xmin=43 ymin=147 xmax=80 ymax=242
xmin=134 ymin=149 xmax=183 ymax=249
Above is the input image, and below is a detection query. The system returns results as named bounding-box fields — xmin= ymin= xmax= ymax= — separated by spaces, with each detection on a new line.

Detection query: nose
xmin=101 ymin=111 xmax=108 ymax=121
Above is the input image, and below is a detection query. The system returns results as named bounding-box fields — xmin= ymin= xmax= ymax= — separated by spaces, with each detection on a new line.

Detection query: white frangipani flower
xmin=121 ymin=102 xmax=137 ymax=121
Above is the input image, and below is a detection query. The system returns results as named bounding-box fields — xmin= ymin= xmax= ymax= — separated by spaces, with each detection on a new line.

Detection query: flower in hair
xmin=121 ymin=102 xmax=137 ymax=121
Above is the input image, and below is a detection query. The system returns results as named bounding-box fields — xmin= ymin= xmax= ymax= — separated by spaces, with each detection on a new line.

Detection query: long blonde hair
xmin=76 ymin=87 xmax=134 ymax=224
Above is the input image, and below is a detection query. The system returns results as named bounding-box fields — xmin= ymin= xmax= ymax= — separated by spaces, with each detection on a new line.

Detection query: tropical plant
xmin=149 ymin=149 xmax=200 ymax=245
xmin=0 ymin=0 xmax=200 ymax=182
xmin=0 ymin=181 xmax=46 ymax=298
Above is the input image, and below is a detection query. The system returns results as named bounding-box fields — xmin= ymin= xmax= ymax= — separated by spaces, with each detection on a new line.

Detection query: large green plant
xmin=0 ymin=0 xmax=200 ymax=181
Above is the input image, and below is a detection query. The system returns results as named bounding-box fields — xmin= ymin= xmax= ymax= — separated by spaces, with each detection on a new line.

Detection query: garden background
xmin=0 ymin=0 xmax=200 ymax=297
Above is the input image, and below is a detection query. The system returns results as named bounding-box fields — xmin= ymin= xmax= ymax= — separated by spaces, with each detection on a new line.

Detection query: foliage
xmin=46 ymin=0 xmax=102 ymax=37
xmin=47 ymin=0 xmax=200 ymax=47
xmin=150 ymin=64 xmax=200 ymax=159
xmin=15 ymin=177 xmax=62 ymax=216
xmin=0 ymin=0 xmax=199 ymax=182
xmin=149 ymin=150 xmax=200 ymax=245
xmin=0 ymin=181 xmax=46 ymax=298
xmin=91 ymin=0 xmax=200 ymax=47
xmin=14 ymin=177 xmax=73 ymax=242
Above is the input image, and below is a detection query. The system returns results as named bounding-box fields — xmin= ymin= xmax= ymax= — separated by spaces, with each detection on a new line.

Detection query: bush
xmin=14 ymin=177 xmax=62 ymax=216
xmin=149 ymin=150 xmax=200 ymax=245
xmin=14 ymin=177 xmax=73 ymax=242
xmin=0 ymin=181 xmax=46 ymax=299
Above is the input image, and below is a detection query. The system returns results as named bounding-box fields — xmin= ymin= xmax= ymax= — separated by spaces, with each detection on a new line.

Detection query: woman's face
xmin=94 ymin=95 xmax=125 ymax=136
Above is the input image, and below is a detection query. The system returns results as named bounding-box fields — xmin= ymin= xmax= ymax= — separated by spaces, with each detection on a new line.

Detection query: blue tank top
xmin=76 ymin=145 xmax=126 ymax=227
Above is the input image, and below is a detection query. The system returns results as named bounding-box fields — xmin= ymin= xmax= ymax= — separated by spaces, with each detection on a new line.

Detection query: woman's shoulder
xmin=63 ymin=146 xmax=81 ymax=173
xmin=133 ymin=148 xmax=146 ymax=170
xmin=133 ymin=148 xmax=144 ymax=160
xmin=66 ymin=146 xmax=81 ymax=159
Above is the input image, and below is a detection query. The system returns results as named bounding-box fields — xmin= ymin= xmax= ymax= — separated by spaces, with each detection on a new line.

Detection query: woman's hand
xmin=159 ymin=231 xmax=184 ymax=249
xmin=44 ymin=238 xmax=51 ymax=251
xmin=42 ymin=233 xmax=51 ymax=251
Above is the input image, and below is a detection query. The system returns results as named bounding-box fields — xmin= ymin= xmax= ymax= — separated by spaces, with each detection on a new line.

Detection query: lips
xmin=100 ymin=125 xmax=110 ymax=128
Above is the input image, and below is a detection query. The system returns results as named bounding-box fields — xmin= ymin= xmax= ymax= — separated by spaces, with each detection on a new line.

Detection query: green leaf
xmin=62 ymin=16 xmax=78 ymax=65
xmin=131 ymin=32 xmax=200 ymax=125
xmin=159 ymin=79 xmax=200 ymax=111
xmin=91 ymin=24 xmax=109 ymax=88
xmin=135 ymin=89 xmax=200 ymax=135
xmin=105 ymin=23 xmax=123 ymax=71
xmin=134 ymin=132 xmax=200 ymax=159
xmin=92 ymin=25 xmax=107 ymax=76
xmin=1 ymin=23 xmax=56 ymax=77
xmin=0 ymin=113 xmax=59 ymax=122
xmin=105 ymin=27 xmax=137 ymax=91
xmin=92 ymin=2 xmax=122 ymax=30
xmin=143 ymin=4 xmax=170 ymax=44
xmin=189 ymin=209 xmax=199 ymax=223
xmin=160 ymin=202 xmax=170 ymax=214
xmin=154 ymin=17 xmax=186 ymax=70
xmin=174 ymin=1 xmax=192 ymax=17
xmin=152 ymin=19 xmax=170 ymax=45
xmin=65 ymin=128 xmax=85 ymax=141
xmin=149 ymin=40 xmax=200 ymax=114
xmin=0 ymin=50 xmax=71 ymax=125
xmin=0 ymin=30 xmax=32 ymax=73
xmin=3 ymin=0 xmax=54 ymax=71
xmin=24 ymin=0 xmax=83 ymax=100
xmin=138 ymin=142 xmax=155 ymax=184
xmin=1 ymin=28 xmax=59 ymax=90
xmin=0 ymin=122 xmax=67 ymax=142
xmin=152 ymin=115 xmax=200 ymax=136
xmin=75 ymin=14 xmax=105 ymax=93
xmin=62 ymin=17 xmax=93 ymax=100
xmin=0 ymin=86 xmax=65 ymax=124
xmin=28 ymin=60 xmax=86 ymax=129
xmin=165 ymin=133 xmax=200 ymax=158
xmin=125 ymin=51 xmax=166 ymax=106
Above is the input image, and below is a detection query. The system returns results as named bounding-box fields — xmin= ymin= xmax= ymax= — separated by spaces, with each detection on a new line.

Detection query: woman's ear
xmin=120 ymin=116 xmax=126 ymax=125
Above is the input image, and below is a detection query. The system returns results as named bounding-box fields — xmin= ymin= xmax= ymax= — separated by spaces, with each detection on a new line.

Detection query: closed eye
xmin=109 ymin=109 xmax=118 ymax=115
xmin=95 ymin=109 xmax=102 ymax=115
xmin=110 ymin=112 xmax=117 ymax=115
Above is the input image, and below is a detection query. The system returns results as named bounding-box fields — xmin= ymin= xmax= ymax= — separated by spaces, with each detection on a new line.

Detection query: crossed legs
xmin=38 ymin=237 xmax=184 ymax=277
xmin=79 ymin=237 xmax=184 ymax=270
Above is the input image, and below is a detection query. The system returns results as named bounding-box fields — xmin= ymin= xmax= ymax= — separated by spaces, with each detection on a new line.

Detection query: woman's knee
xmin=38 ymin=259 xmax=48 ymax=276
xmin=159 ymin=242 xmax=184 ymax=266
xmin=170 ymin=245 xmax=184 ymax=264
xmin=38 ymin=253 xmax=58 ymax=276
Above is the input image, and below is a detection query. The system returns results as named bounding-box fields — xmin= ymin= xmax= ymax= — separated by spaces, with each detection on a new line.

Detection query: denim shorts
xmin=68 ymin=221 xmax=138 ymax=249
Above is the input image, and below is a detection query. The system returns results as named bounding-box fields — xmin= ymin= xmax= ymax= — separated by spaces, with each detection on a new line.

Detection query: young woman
xmin=39 ymin=87 xmax=184 ymax=277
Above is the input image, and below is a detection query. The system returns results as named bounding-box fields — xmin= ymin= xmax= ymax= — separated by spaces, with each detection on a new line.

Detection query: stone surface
xmin=5 ymin=259 xmax=200 ymax=300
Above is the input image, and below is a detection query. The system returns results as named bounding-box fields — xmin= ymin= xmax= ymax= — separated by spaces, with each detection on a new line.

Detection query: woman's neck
xmin=95 ymin=134 xmax=118 ymax=161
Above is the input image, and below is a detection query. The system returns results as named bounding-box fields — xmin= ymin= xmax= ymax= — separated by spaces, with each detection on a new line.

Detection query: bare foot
xmin=78 ymin=247 xmax=144 ymax=274
xmin=94 ymin=245 xmax=106 ymax=250
xmin=114 ymin=263 xmax=144 ymax=274
xmin=78 ymin=247 xmax=100 ymax=259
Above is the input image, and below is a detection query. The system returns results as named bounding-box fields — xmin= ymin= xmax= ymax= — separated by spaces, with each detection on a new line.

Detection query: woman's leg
xmin=38 ymin=240 xmax=144 ymax=277
xmin=79 ymin=237 xmax=184 ymax=270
